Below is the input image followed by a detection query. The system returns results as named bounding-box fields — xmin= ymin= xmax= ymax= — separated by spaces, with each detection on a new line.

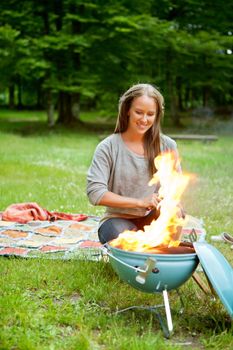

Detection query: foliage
xmin=0 ymin=0 xmax=232 ymax=125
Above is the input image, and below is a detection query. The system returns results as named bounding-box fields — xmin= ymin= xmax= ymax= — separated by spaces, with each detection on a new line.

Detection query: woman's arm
xmin=99 ymin=191 xmax=161 ymax=210
xmin=87 ymin=136 xmax=160 ymax=210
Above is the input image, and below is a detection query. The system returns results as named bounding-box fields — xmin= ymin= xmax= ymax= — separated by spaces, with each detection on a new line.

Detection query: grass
xmin=0 ymin=110 xmax=233 ymax=349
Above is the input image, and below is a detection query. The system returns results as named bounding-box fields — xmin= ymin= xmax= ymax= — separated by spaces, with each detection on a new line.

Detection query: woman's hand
xmin=138 ymin=196 xmax=185 ymax=219
xmin=139 ymin=194 xmax=161 ymax=210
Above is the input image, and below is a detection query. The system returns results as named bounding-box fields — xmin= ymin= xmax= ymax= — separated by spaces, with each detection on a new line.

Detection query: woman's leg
xmin=98 ymin=218 xmax=137 ymax=244
xmin=131 ymin=208 xmax=160 ymax=230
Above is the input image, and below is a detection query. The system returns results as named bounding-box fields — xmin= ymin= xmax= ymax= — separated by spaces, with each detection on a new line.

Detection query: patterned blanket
xmin=0 ymin=215 xmax=206 ymax=261
xmin=0 ymin=217 xmax=102 ymax=261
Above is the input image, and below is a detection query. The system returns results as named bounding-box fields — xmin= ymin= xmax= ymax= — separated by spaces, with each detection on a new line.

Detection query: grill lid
xmin=194 ymin=242 xmax=233 ymax=319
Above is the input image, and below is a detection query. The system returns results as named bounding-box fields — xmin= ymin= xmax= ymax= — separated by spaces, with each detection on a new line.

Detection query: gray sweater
xmin=87 ymin=133 xmax=179 ymax=223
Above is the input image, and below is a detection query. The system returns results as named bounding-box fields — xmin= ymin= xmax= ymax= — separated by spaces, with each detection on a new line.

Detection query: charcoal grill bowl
xmin=105 ymin=244 xmax=199 ymax=293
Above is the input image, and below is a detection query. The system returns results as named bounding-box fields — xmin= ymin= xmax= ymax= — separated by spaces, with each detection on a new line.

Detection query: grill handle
xmin=102 ymin=246 xmax=157 ymax=285
xmin=135 ymin=257 xmax=157 ymax=284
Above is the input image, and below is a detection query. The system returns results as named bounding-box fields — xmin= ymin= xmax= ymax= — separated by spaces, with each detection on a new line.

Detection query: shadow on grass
xmin=0 ymin=118 xmax=116 ymax=138
xmin=0 ymin=113 xmax=193 ymax=139
xmin=1 ymin=110 xmax=233 ymax=138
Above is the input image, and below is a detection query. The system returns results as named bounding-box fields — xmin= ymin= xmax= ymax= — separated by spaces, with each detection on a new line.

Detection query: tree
xmin=0 ymin=0 xmax=232 ymax=127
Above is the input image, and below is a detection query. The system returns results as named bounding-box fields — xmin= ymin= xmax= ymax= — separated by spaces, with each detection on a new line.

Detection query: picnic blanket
xmin=0 ymin=214 xmax=206 ymax=261
xmin=0 ymin=216 xmax=102 ymax=261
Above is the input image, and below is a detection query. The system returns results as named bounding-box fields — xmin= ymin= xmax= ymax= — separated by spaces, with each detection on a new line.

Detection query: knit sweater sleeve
xmin=86 ymin=138 xmax=113 ymax=205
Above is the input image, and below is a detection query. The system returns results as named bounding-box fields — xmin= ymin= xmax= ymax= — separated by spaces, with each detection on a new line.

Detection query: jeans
xmin=98 ymin=208 xmax=159 ymax=244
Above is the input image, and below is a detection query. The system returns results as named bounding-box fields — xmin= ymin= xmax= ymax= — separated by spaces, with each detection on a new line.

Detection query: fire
xmin=110 ymin=152 xmax=190 ymax=252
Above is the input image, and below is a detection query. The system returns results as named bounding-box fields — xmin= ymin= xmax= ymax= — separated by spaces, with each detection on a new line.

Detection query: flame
xmin=110 ymin=152 xmax=190 ymax=252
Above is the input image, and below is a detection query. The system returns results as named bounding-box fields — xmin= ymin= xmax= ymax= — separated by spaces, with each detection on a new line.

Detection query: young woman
xmin=87 ymin=83 xmax=182 ymax=244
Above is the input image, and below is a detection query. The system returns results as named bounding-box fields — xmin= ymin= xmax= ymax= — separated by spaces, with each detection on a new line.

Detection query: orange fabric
xmin=2 ymin=202 xmax=87 ymax=224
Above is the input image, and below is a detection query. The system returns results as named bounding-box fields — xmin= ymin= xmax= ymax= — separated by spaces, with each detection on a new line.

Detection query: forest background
xmin=0 ymin=0 xmax=232 ymax=127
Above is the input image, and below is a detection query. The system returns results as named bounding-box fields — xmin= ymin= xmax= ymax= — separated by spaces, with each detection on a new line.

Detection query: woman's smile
xmin=136 ymin=120 xmax=149 ymax=130
xmin=127 ymin=95 xmax=157 ymax=136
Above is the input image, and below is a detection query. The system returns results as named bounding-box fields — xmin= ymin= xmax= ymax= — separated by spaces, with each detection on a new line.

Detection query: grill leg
xmin=163 ymin=289 xmax=173 ymax=335
xmin=116 ymin=305 xmax=172 ymax=339
xmin=115 ymin=291 xmax=174 ymax=339
xmin=151 ymin=309 xmax=171 ymax=339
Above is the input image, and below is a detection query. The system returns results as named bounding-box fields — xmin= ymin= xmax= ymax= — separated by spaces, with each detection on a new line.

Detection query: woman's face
xmin=127 ymin=95 xmax=157 ymax=136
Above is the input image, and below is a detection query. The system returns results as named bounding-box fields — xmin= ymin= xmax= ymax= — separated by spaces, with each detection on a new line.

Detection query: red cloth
xmin=2 ymin=202 xmax=87 ymax=224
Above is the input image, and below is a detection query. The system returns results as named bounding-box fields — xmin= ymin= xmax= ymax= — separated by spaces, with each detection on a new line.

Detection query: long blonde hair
xmin=114 ymin=83 xmax=164 ymax=175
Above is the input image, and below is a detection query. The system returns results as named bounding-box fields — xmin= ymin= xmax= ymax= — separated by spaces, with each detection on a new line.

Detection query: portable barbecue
xmin=103 ymin=241 xmax=198 ymax=337
xmin=102 ymin=152 xmax=233 ymax=337
xmin=103 ymin=240 xmax=233 ymax=338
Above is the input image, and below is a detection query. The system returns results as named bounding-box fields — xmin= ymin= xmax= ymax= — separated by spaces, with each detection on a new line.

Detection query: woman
xmin=87 ymin=83 xmax=182 ymax=244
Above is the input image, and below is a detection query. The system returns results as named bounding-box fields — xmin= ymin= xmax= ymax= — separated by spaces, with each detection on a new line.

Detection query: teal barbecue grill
xmin=104 ymin=241 xmax=233 ymax=338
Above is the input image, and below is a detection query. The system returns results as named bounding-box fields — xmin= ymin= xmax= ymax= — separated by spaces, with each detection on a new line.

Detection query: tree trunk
xmin=57 ymin=91 xmax=75 ymax=124
xmin=46 ymin=90 xmax=55 ymax=127
xmin=36 ymin=81 xmax=43 ymax=109
xmin=176 ymin=76 xmax=183 ymax=111
xmin=202 ymin=86 xmax=210 ymax=107
xmin=69 ymin=3 xmax=83 ymax=123
xmin=9 ymin=84 xmax=15 ymax=109
xmin=166 ymin=50 xmax=181 ymax=126
xmin=167 ymin=72 xmax=180 ymax=126
xmin=184 ymin=86 xmax=190 ymax=109
xmin=71 ymin=92 xmax=81 ymax=121
xmin=54 ymin=0 xmax=63 ymax=31
xmin=17 ymin=77 xmax=23 ymax=110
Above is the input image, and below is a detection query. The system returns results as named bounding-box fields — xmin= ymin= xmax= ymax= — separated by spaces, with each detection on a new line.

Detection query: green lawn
xmin=0 ymin=111 xmax=233 ymax=349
